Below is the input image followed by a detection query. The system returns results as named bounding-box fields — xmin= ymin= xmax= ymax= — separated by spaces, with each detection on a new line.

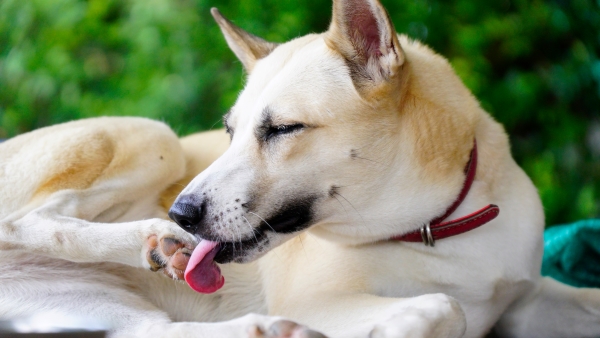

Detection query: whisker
xmin=332 ymin=194 xmax=348 ymax=213
xmin=246 ymin=214 xmax=284 ymax=264
xmin=305 ymin=232 xmax=326 ymax=252
xmin=298 ymin=233 xmax=308 ymax=257
xmin=353 ymin=155 xmax=386 ymax=166
xmin=234 ymin=223 xmax=243 ymax=252
xmin=334 ymin=191 xmax=368 ymax=229
xmin=242 ymin=216 xmax=260 ymax=245
xmin=209 ymin=117 xmax=223 ymax=130
xmin=230 ymin=224 xmax=237 ymax=257
xmin=248 ymin=211 xmax=276 ymax=232
xmin=333 ymin=184 xmax=357 ymax=188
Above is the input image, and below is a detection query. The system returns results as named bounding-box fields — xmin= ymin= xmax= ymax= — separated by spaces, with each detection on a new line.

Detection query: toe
xmin=296 ymin=328 xmax=327 ymax=338
xmin=248 ymin=325 xmax=265 ymax=338
xmin=266 ymin=320 xmax=328 ymax=338
xmin=147 ymin=248 xmax=164 ymax=271
xmin=145 ymin=235 xmax=163 ymax=271
xmin=172 ymin=267 xmax=185 ymax=280
xmin=268 ymin=320 xmax=300 ymax=337
xmin=160 ymin=237 xmax=184 ymax=256
xmin=172 ymin=251 xmax=190 ymax=271
xmin=147 ymin=235 xmax=159 ymax=249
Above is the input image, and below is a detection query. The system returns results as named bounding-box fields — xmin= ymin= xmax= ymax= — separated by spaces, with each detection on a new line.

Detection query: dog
xmin=2 ymin=0 xmax=600 ymax=337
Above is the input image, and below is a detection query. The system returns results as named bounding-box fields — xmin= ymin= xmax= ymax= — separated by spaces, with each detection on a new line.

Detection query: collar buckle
xmin=420 ymin=223 xmax=435 ymax=247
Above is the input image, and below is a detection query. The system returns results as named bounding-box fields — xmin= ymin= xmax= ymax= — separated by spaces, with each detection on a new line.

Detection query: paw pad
xmin=146 ymin=235 xmax=192 ymax=280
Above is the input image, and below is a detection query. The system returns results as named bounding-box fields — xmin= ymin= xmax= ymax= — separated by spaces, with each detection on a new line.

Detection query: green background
xmin=1 ymin=0 xmax=599 ymax=226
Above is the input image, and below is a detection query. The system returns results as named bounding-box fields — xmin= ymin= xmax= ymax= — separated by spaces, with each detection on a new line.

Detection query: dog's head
xmin=170 ymin=0 xmax=481 ymax=264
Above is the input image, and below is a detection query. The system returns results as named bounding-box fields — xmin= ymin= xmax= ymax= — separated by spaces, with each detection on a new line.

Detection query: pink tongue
xmin=184 ymin=240 xmax=224 ymax=293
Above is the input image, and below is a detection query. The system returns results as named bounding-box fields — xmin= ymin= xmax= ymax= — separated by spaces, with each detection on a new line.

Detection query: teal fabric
xmin=542 ymin=219 xmax=600 ymax=288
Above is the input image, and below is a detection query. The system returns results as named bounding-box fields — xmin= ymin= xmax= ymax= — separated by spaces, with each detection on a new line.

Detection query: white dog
xmin=1 ymin=0 xmax=599 ymax=337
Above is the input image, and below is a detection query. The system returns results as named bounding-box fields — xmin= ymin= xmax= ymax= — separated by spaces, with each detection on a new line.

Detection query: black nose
xmin=168 ymin=196 xmax=204 ymax=234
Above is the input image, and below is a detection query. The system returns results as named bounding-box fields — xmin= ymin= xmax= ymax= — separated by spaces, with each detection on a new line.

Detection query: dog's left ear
xmin=211 ymin=8 xmax=278 ymax=73
xmin=327 ymin=0 xmax=405 ymax=92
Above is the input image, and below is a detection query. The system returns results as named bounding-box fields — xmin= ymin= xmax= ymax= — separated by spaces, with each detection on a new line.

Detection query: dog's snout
xmin=169 ymin=196 xmax=204 ymax=234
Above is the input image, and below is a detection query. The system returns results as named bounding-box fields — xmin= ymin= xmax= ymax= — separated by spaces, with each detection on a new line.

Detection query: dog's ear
xmin=327 ymin=0 xmax=405 ymax=92
xmin=211 ymin=8 xmax=278 ymax=73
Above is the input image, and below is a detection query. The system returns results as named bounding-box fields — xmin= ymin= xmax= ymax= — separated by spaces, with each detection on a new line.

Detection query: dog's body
xmin=2 ymin=0 xmax=600 ymax=337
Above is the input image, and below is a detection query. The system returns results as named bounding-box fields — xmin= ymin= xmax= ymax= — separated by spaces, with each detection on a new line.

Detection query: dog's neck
xmin=392 ymin=140 xmax=500 ymax=246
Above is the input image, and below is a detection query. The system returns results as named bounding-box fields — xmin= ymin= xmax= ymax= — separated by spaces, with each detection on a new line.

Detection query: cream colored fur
xmin=2 ymin=0 xmax=600 ymax=337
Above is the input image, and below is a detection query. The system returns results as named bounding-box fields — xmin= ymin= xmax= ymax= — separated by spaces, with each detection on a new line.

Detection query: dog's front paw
xmin=242 ymin=314 xmax=327 ymax=338
xmin=142 ymin=220 xmax=198 ymax=280
xmin=369 ymin=294 xmax=466 ymax=338
xmin=250 ymin=319 xmax=326 ymax=338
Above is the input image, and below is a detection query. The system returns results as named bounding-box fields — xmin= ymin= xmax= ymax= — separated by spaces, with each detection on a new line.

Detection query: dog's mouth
xmin=184 ymin=210 xmax=315 ymax=294
xmin=183 ymin=196 xmax=318 ymax=294
xmin=183 ymin=228 xmax=273 ymax=294
xmin=213 ymin=229 xmax=268 ymax=264
xmin=212 ymin=197 xmax=318 ymax=263
xmin=193 ymin=212 xmax=302 ymax=265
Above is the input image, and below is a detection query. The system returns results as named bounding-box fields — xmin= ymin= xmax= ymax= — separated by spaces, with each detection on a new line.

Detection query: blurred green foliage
xmin=0 ymin=0 xmax=599 ymax=225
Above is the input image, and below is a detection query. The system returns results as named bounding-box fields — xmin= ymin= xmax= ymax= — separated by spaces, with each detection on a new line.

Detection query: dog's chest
xmin=270 ymin=235 xmax=534 ymax=304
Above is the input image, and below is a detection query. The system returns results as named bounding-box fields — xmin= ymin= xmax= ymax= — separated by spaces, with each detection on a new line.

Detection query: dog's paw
xmin=142 ymin=220 xmax=198 ymax=280
xmin=241 ymin=314 xmax=327 ymax=338
xmin=249 ymin=319 xmax=326 ymax=338
xmin=369 ymin=294 xmax=466 ymax=338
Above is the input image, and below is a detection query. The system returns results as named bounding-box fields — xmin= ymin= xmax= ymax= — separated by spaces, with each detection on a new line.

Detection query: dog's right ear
xmin=326 ymin=0 xmax=405 ymax=94
xmin=211 ymin=8 xmax=278 ymax=73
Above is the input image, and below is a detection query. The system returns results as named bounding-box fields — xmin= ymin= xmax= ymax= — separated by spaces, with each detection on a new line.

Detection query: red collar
xmin=391 ymin=140 xmax=499 ymax=246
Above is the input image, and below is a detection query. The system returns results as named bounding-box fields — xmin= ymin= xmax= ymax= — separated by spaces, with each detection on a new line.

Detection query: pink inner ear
xmin=345 ymin=0 xmax=382 ymax=58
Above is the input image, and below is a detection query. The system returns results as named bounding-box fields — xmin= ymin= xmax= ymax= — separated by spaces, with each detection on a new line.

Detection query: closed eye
xmin=265 ymin=123 xmax=305 ymax=141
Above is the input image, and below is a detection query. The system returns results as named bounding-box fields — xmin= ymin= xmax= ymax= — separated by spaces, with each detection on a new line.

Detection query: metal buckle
xmin=420 ymin=223 xmax=435 ymax=247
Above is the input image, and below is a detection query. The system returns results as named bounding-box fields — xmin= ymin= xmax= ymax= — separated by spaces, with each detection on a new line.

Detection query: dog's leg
xmin=131 ymin=314 xmax=326 ymax=338
xmin=0 ymin=268 xmax=323 ymax=338
xmin=495 ymin=276 xmax=600 ymax=338
xmin=273 ymin=292 xmax=466 ymax=338
xmin=0 ymin=189 xmax=198 ymax=278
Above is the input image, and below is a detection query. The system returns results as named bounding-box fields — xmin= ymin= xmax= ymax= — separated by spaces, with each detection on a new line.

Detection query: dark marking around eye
xmin=266 ymin=124 xmax=304 ymax=141
xmin=350 ymin=149 xmax=358 ymax=159
xmin=255 ymin=107 xmax=274 ymax=142
xmin=255 ymin=106 xmax=305 ymax=143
